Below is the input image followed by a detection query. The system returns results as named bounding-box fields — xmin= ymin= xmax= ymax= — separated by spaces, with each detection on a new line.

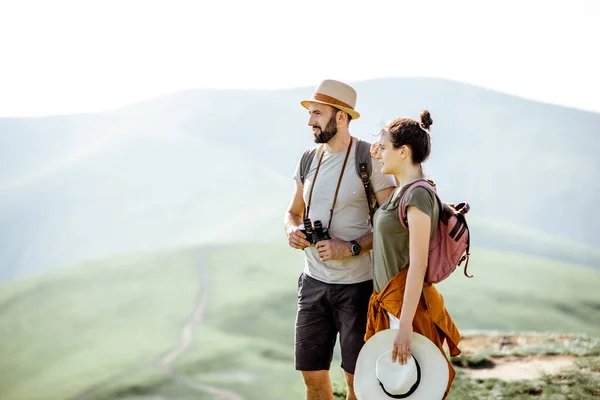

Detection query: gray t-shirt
xmin=293 ymin=139 xmax=396 ymax=284
xmin=372 ymin=185 xmax=439 ymax=292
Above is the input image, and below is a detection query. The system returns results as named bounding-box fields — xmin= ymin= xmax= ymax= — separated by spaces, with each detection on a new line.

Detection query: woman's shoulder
xmin=404 ymin=185 xmax=439 ymax=213
xmin=408 ymin=185 xmax=436 ymax=199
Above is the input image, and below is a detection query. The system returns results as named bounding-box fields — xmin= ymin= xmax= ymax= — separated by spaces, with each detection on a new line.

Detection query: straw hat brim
xmin=301 ymin=99 xmax=360 ymax=120
xmin=354 ymin=330 xmax=449 ymax=400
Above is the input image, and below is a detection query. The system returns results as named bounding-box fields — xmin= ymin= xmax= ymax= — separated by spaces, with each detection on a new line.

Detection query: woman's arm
xmin=392 ymin=205 xmax=431 ymax=364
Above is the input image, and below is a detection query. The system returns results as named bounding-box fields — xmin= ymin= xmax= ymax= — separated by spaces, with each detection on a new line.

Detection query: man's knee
xmin=302 ymin=370 xmax=329 ymax=387
xmin=301 ymin=370 xmax=333 ymax=399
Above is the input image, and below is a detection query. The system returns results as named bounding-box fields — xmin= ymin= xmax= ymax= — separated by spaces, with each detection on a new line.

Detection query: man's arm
xmin=284 ymin=181 xmax=310 ymax=249
xmin=317 ymin=233 xmax=370 ymax=261
xmin=350 ymin=232 xmax=373 ymax=252
xmin=316 ymin=186 xmax=395 ymax=261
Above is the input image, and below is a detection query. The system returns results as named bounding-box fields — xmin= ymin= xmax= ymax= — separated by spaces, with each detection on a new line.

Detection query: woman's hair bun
xmin=420 ymin=110 xmax=433 ymax=130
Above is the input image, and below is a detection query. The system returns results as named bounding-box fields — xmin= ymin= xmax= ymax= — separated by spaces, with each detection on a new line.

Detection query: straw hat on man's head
xmin=354 ymin=330 xmax=449 ymax=400
xmin=301 ymin=79 xmax=360 ymax=120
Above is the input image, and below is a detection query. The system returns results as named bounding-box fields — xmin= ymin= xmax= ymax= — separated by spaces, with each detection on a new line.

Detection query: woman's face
xmin=375 ymin=130 xmax=402 ymax=175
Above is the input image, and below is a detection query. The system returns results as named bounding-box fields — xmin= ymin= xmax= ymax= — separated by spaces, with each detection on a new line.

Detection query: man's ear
xmin=334 ymin=109 xmax=342 ymax=123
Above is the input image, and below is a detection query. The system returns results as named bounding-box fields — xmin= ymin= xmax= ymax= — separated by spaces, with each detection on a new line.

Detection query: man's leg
xmin=332 ymin=279 xmax=373 ymax=400
xmin=295 ymin=273 xmax=337 ymax=400
xmin=343 ymin=371 xmax=356 ymax=400
xmin=302 ymin=370 xmax=334 ymax=400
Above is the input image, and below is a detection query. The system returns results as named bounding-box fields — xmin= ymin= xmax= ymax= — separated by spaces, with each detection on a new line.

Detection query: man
xmin=284 ymin=79 xmax=396 ymax=400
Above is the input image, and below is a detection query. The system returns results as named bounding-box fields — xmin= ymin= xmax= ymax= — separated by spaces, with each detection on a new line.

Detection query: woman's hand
xmin=392 ymin=324 xmax=413 ymax=365
xmin=370 ymin=141 xmax=381 ymax=158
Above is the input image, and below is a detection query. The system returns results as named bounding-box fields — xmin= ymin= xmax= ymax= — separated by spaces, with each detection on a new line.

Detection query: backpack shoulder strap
xmin=299 ymin=146 xmax=319 ymax=185
xmin=398 ymin=180 xmax=441 ymax=230
xmin=354 ymin=138 xmax=375 ymax=223
xmin=354 ymin=138 xmax=373 ymax=180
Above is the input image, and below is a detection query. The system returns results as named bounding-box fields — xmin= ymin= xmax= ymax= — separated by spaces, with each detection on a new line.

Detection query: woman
xmin=366 ymin=110 xmax=461 ymax=398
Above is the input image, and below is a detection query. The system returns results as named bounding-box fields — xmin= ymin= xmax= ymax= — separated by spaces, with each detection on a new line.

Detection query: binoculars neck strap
xmin=304 ymin=138 xmax=354 ymax=230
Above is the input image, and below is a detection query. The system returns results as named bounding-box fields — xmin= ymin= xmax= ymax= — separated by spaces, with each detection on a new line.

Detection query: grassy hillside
xmin=0 ymin=243 xmax=599 ymax=399
xmin=1 ymin=77 xmax=599 ymax=279
xmin=436 ymin=248 xmax=600 ymax=334
xmin=0 ymin=248 xmax=200 ymax=400
xmin=470 ymin=217 xmax=600 ymax=268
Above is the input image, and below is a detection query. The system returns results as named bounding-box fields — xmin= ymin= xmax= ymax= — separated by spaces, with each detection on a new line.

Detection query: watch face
xmin=351 ymin=243 xmax=361 ymax=255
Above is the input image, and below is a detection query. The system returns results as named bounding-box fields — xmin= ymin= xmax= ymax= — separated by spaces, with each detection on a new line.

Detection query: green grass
xmin=336 ymin=366 xmax=600 ymax=400
xmin=446 ymin=352 xmax=600 ymax=400
xmin=446 ymin=366 xmax=600 ymax=400
xmin=167 ymin=244 xmax=308 ymax=400
xmin=0 ymin=243 xmax=599 ymax=399
xmin=0 ymin=247 xmax=199 ymax=400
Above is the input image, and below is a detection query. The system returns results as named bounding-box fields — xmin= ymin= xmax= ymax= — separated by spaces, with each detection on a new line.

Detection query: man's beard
xmin=313 ymin=114 xmax=338 ymax=143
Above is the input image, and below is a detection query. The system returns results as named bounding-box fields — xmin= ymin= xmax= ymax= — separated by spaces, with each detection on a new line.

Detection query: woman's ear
xmin=400 ymin=145 xmax=410 ymax=160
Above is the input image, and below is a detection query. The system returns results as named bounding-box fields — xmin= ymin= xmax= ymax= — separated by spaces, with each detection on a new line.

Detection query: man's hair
xmin=330 ymin=106 xmax=352 ymax=125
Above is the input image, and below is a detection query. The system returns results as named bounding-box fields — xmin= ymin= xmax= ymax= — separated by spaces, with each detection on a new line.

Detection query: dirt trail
xmin=74 ymin=250 xmax=243 ymax=400
xmin=157 ymin=251 xmax=243 ymax=400
xmin=158 ymin=256 xmax=211 ymax=367
xmin=466 ymin=356 xmax=574 ymax=381
xmin=458 ymin=334 xmax=577 ymax=381
xmin=166 ymin=369 xmax=243 ymax=400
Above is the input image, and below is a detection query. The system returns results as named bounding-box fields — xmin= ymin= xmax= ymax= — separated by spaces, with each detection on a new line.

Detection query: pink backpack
xmin=399 ymin=180 xmax=472 ymax=283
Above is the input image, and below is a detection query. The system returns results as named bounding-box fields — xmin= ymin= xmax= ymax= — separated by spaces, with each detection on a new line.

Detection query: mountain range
xmin=1 ymin=77 xmax=599 ymax=280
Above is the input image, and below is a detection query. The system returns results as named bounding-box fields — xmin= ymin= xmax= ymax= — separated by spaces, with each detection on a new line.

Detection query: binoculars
xmin=299 ymin=218 xmax=331 ymax=245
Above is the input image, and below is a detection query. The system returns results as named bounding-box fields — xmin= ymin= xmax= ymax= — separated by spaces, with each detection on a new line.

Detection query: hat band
xmin=378 ymin=356 xmax=422 ymax=399
xmin=312 ymin=93 xmax=354 ymax=110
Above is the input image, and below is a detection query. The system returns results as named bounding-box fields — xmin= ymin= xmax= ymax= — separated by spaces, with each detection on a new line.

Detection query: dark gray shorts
xmin=294 ymin=272 xmax=373 ymax=374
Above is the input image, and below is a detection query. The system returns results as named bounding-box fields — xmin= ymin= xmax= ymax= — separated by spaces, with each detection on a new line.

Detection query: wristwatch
xmin=349 ymin=240 xmax=361 ymax=256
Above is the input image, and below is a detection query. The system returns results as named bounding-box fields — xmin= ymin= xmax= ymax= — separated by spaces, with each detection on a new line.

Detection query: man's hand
xmin=288 ymin=226 xmax=311 ymax=250
xmin=316 ymin=238 xmax=351 ymax=261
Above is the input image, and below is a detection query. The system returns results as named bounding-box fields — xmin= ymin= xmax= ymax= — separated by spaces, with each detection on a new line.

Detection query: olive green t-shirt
xmin=372 ymin=184 xmax=439 ymax=292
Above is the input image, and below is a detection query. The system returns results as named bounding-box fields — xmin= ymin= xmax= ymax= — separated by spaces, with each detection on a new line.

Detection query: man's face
xmin=308 ymin=103 xmax=339 ymax=144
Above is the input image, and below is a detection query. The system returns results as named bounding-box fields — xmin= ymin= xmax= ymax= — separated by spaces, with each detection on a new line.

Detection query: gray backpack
xmin=298 ymin=138 xmax=378 ymax=224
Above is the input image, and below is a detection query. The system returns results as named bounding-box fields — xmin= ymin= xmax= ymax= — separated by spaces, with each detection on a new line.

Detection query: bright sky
xmin=0 ymin=0 xmax=599 ymax=117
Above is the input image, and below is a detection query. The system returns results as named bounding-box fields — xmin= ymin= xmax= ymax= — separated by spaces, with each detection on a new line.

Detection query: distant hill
xmin=0 ymin=77 xmax=599 ymax=279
